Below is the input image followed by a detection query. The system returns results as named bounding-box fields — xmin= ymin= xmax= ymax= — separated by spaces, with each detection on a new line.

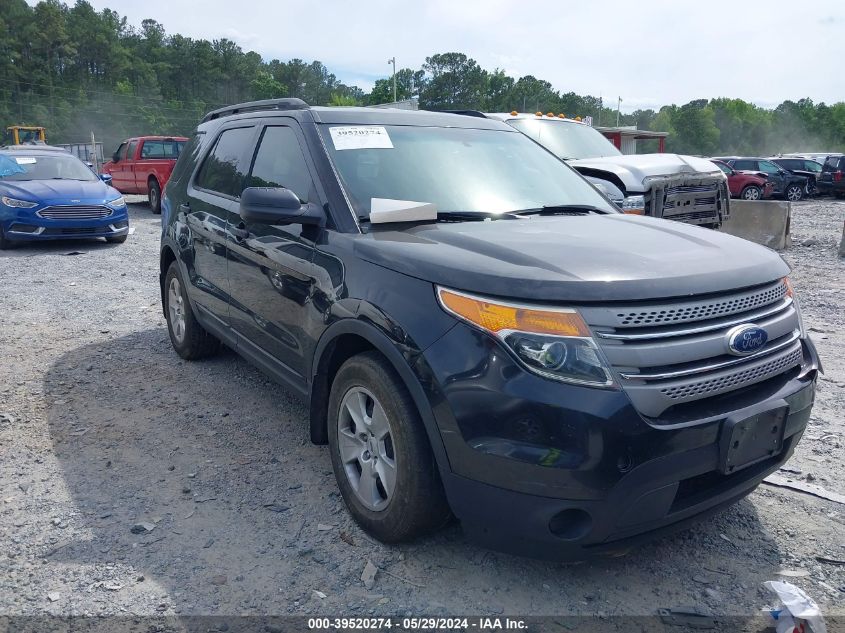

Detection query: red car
xmin=712 ymin=160 xmax=773 ymax=201
xmin=102 ymin=136 xmax=188 ymax=213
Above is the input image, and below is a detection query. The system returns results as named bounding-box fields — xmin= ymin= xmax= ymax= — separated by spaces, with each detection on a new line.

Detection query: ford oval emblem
xmin=726 ymin=324 xmax=768 ymax=356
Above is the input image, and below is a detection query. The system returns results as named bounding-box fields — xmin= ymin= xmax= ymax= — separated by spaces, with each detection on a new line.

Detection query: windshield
xmin=318 ymin=125 xmax=616 ymax=219
xmin=507 ymin=118 xmax=622 ymax=160
xmin=0 ymin=153 xmax=98 ymax=182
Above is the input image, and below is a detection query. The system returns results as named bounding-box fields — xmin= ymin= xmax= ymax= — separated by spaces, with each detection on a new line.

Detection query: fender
xmin=310 ymin=317 xmax=454 ymax=475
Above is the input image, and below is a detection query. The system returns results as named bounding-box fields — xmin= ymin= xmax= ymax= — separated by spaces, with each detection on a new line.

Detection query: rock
xmin=361 ymin=560 xmax=378 ymax=590
xmin=130 ymin=522 xmax=156 ymax=534
xmin=705 ymin=588 xmax=722 ymax=600
xmin=317 ymin=523 xmax=334 ymax=531
xmin=802 ymin=238 xmax=819 ymax=247
xmin=210 ymin=575 xmax=227 ymax=586
xmin=47 ymin=592 xmax=61 ymax=602
xmin=312 ymin=590 xmax=327 ymax=600
xmin=18 ymin=482 xmax=32 ymax=493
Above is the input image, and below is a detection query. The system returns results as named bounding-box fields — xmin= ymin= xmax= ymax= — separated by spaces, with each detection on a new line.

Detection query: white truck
xmin=482 ymin=113 xmax=730 ymax=228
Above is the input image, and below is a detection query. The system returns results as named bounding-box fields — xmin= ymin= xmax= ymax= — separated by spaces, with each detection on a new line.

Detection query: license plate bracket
xmin=719 ymin=407 xmax=788 ymax=475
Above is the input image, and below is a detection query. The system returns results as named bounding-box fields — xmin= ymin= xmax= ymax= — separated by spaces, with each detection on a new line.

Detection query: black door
xmin=226 ymin=122 xmax=323 ymax=393
xmin=183 ymin=125 xmax=256 ymax=327
xmin=757 ymin=159 xmax=788 ymax=194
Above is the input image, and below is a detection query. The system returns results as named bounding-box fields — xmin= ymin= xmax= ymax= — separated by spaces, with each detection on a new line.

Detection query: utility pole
xmin=597 ymin=95 xmax=602 ymax=127
xmin=387 ymin=57 xmax=397 ymax=103
xmin=616 ymin=96 xmax=622 ymax=127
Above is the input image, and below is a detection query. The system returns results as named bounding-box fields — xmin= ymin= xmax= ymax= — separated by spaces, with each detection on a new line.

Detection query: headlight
xmin=1 ymin=196 xmax=38 ymax=209
xmin=437 ymin=287 xmax=615 ymax=387
xmin=621 ymin=195 xmax=645 ymax=215
xmin=107 ymin=196 xmax=126 ymax=208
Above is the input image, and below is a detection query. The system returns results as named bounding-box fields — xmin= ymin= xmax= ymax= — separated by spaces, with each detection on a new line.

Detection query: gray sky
xmin=53 ymin=0 xmax=844 ymax=112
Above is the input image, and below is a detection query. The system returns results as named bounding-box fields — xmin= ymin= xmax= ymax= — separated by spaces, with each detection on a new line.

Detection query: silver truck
xmin=483 ymin=113 xmax=730 ymax=228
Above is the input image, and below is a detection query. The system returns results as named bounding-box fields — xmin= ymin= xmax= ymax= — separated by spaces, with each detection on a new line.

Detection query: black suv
xmin=713 ymin=157 xmax=808 ymax=201
xmin=160 ymin=99 xmax=819 ymax=559
xmin=770 ymin=157 xmax=823 ymax=196
xmin=817 ymin=154 xmax=845 ymax=197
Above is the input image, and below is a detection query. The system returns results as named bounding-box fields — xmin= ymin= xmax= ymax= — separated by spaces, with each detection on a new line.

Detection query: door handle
xmin=231 ymin=223 xmax=249 ymax=241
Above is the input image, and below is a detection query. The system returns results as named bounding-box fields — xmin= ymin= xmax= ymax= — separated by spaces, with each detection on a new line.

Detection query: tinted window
xmin=758 ymin=160 xmax=781 ymax=174
xmin=113 ymin=142 xmax=126 ymax=161
xmin=140 ymin=140 xmax=186 ymax=159
xmin=247 ymin=126 xmax=314 ymax=202
xmin=803 ymin=160 xmax=822 ymax=173
xmin=714 ymin=162 xmax=731 ymax=175
xmin=126 ymin=141 xmax=138 ymax=160
xmin=194 ymin=127 xmax=254 ymax=198
xmin=733 ymin=160 xmax=757 ymax=170
xmin=507 ymin=118 xmax=621 ymax=159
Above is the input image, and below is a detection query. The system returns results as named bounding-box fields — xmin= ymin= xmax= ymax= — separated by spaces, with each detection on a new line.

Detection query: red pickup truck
xmin=102 ymin=136 xmax=188 ymax=213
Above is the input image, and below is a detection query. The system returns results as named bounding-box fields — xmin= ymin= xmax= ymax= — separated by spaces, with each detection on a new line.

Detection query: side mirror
xmin=100 ymin=173 xmax=113 ymax=184
xmin=239 ymin=187 xmax=324 ymax=226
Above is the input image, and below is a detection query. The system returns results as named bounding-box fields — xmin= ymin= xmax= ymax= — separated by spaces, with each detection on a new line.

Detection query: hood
xmin=354 ymin=214 xmax=788 ymax=302
xmin=571 ymin=153 xmax=724 ymax=192
xmin=0 ymin=179 xmax=117 ymax=205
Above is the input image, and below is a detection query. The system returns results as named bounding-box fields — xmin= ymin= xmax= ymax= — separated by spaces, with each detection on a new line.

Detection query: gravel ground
xmin=1 ymin=198 xmax=844 ymax=626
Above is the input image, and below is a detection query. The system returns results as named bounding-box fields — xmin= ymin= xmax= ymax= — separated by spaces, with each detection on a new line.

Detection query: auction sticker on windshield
xmin=14 ymin=157 xmax=37 ymax=164
xmin=329 ymin=126 xmax=393 ymax=151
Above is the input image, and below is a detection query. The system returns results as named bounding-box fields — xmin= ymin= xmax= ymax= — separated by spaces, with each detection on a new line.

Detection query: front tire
xmin=163 ymin=261 xmax=220 ymax=359
xmin=148 ymin=179 xmax=162 ymax=215
xmin=328 ymin=352 xmax=450 ymax=543
xmin=740 ymin=185 xmax=762 ymax=201
xmin=106 ymin=235 xmax=127 ymax=244
xmin=785 ymin=184 xmax=804 ymax=202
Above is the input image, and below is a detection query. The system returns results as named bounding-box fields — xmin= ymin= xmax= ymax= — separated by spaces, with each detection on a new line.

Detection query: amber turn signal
xmin=437 ymin=288 xmax=591 ymax=337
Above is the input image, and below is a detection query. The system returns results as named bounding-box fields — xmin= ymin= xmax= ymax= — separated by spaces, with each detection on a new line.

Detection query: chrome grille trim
xmin=658 ymin=346 xmax=802 ymax=401
xmin=37 ymin=205 xmax=113 ymax=220
xmin=619 ymin=330 xmax=801 ymax=380
xmin=597 ymin=297 xmax=793 ymax=341
xmin=610 ymin=280 xmax=787 ymax=327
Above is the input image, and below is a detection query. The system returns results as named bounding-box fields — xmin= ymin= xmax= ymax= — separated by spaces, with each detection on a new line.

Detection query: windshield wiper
xmin=436 ymin=211 xmax=518 ymax=222
xmin=507 ymin=204 xmax=609 ymax=217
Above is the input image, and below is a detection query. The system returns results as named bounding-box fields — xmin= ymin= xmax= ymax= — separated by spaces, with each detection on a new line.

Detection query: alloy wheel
xmin=336 ymin=386 xmax=397 ymax=511
xmin=168 ymin=276 xmax=186 ymax=343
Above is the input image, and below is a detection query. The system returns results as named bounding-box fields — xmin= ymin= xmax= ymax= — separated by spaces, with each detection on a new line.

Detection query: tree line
xmin=2 ymin=0 xmax=843 ymax=156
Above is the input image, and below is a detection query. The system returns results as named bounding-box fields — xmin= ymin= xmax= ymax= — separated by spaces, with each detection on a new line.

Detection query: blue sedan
xmin=0 ymin=146 xmax=130 ymax=249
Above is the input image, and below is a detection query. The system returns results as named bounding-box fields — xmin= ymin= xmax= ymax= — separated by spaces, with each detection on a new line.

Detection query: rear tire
xmin=163 ymin=261 xmax=220 ymax=360
xmin=148 ymin=179 xmax=162 ymax=215
xmin=328 ymin=352 xmax=450 ymax=543
xmin=785 ymin=184 xmax=804 ymax=202
xmin=740 ymin=185 xmax=762 ymax=201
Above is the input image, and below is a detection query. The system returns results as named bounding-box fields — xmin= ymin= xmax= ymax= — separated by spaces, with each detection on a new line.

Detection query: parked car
xmin=161 ymin=99 xmax=819 ymax=560
xmin=712 ymin=160 xmax=773 ymax=200
xmin=779 ymin=152 xmax=837 ymax=166
xmin=770 ymin=157 xmax=823 ymax=196
xmin=101 ymin=136 xmax=187 ymax=213
xmin=712 ymin=157 xmax=807 ymax=201
xmin=477 ymin=113 xmax=729 ymax=228
xmin=0 ymin=145 xmax=129 ymax=249
xmin=817 ymin=154 xmax=845 ymax=198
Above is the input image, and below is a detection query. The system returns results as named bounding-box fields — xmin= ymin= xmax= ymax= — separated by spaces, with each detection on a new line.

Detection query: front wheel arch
xmin=310 ymin=319 xmax=452 ymax=474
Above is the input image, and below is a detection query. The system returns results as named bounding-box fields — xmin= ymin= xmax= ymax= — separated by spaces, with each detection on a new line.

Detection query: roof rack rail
xmin=442 ymin=110 xmax=488 ymax=119
xmin=201 ymin=98 xmax=310 ymax=123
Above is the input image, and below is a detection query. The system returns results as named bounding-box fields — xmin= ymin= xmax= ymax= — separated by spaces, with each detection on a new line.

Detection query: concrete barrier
xmin=839 ymin=220 xmax=845 ymax=258
xmin=718 ymin=200 xmax=791 ymax=250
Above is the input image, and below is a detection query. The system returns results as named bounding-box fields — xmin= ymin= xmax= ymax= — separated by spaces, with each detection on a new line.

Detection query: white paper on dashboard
xmin=369 ymin=198 xmax=437 ymax=224
xmin=329 ymin=126 xmax=394 ymax=150
xmin=14 ymin=157 xmax=37 ymax=164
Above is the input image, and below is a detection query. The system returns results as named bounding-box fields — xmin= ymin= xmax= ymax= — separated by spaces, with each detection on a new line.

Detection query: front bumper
xmin=418 ymin=323 xmax=818 ymax=560
xmin=2 ymin=208 xmax=129 ymax=241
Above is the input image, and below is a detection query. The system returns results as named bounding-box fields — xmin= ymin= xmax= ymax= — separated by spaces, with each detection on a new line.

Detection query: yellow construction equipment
xmin=5 ymin=126 xmax=47 ymax=145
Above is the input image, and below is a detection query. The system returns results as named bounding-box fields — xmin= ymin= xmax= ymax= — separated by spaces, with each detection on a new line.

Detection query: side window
xmin=141 ymin=141 xmax=164 ymax=159
xmin=113 ymin=142 xmax=126 ymax=161
xmin=125 ymin=140 xmax=138 ymax=160
xmin=733 ymin=160 xmax=756 ymax=171
xmin=247 ymin=126 xmax=315 ymax=202
xmin=194 ymin=127 xmax=254 ymax=198
xmin=758 ymin=161 xmax=780 ymax=174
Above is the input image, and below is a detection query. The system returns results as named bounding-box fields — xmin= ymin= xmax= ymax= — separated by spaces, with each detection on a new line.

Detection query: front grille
xmin=581 ymin=279 xmax=804 ymax=419
xmin=614 ymin=281 xmax=787 ymax=326
xmin=648 ymin=174 xmax=728 ymax=225
xmin=37 ymin=205 xmax=113 ymax=220
xmin=659 ymin=347 xmax=802 ymax=400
